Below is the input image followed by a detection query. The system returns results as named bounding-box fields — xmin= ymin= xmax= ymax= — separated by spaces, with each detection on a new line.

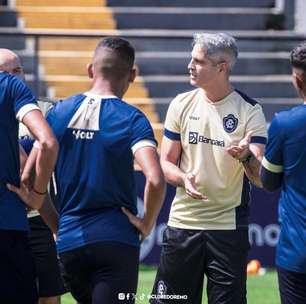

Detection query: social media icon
xmin=118 ymin=293 xmax=125 ymax=300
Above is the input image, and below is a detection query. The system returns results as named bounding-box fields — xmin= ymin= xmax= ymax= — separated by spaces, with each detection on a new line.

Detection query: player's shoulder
xmin=234 ymin=89 xmax=259 ymax=108
xmin=56 ymin=93 xmax=85 ymax=108
xmin=280 ymin=104 xmax=306 ymax=117
xmin=173 ymin=88 xmax=200 ymax=103
xmin=49 ymin=94 xmax=85 ymax=114
xmin=46 ymin=94 xmax=86 ymax=129
xmin=0 ymin=71 xmax=26 ymax=91
xmin=168 ymin=89 xmax=201 ymax=113
xmin=0 ymin=71 xmax=13 ymax=82
xmin=110 ymin=98 xmax=148 ymax=122
xmin=274 ymin=104 xmax=306 ymax=127
xmin=115 ymin=97 xmax=140 ymax=113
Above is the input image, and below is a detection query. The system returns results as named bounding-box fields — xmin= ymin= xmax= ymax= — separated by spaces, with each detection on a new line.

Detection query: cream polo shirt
xmin=164 ymin=88 xmax=267 ymax=230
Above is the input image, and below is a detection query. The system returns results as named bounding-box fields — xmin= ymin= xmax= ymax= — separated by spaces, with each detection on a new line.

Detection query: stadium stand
xmin=8 ymin=0 xmax=163 ymax=143
xmin=0 ymin=1 xmax=25 ymax=49
xmin=0 ymin=5 xmax=16 ymax=27
xmin=0 ymin=1 xmax=48 ymax=95
xmin=106 ymin=0 xmax=301 ymax=122
xmin=0 ymin=0 xmax=304 ymax=145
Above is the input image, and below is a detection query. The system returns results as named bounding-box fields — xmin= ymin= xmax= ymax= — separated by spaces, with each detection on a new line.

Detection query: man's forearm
xmin=242 ymin=154 xmax=263 ymax=188
xmin=33 ymin=138 xmax=58 ymax=194
xmin=19 ymin=144 xmax=27 ymax=173
xmin=21 ymin=110 xmax=59 ymax=206
xmin=21 ymin=147 xmax=38 ymax=188
xmin=143 ymin=173 xmax=166 ymax=230
xmin=161 ymin=160 xmax=185 ymax=187
xmin=39 ymin=192 xmax=59 ymax=234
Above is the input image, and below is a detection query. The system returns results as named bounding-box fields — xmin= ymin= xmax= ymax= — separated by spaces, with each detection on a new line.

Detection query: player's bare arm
xmin=21 ymin=146 xmax=38 ymax=190
xmin=39 ymin=192 xmax=59 ymax=234
xmin=19 ymin=144 xmax=27 ymax=174
xmin=227 ymin=131 xmax=264 ymax=187
xmin=241 ymin=143 xmax=265 ymax=188
xmin=8 ymin=110 xmax=58 ymax=209
xmin=123 ymin=146 xmax=166 ymax=242
xmin=161 ymin=136 xmax=207 ymax=200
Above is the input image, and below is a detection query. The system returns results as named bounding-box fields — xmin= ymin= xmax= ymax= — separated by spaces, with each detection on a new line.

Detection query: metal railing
xmin=1 ymin=27 xmax=306 ymax=102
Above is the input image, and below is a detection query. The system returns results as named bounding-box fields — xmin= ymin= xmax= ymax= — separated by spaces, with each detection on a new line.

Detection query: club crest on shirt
xmin=223 ymin=114 xmax=238 ymax=133
xmin=189 ymin=131 xmax=198 ymax=144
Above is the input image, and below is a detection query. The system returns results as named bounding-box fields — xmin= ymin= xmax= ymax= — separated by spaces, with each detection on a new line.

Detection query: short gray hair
xmin=193 ymin=33 xmax=238 ymax=70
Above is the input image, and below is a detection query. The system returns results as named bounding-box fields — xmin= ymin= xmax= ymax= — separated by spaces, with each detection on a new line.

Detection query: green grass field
xmin=61 ymin=266 xmax=280 ymax=304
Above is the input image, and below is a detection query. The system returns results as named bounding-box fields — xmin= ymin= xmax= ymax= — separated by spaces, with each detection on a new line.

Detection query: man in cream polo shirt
xmin=151 ymin=33 xmax=267 ymax=304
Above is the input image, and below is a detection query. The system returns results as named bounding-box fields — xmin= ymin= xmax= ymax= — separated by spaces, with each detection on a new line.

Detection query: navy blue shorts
xmin=151 ymin=227 xmax=250 ymax=304
xmin=277 ymin=266 xmax=306 ymax=304
xmin=59 ymin=241 xmax=139 ymax=304
xmin=0 ymin=230 xmax=38 ymax=304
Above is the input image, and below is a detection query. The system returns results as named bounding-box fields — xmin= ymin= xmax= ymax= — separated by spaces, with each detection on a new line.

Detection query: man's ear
xmin=218 ymin=62 xmax=229 ymax=74
xmin=87 ymin=63 xmax=93 ymax=79
xmin=293 ymin=70 xmax=304 ymax=91
xmin=128 ymin=67 xmax=137 ymax=83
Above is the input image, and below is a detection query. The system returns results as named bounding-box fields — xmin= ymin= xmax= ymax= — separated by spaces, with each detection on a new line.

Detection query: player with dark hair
xmin=261 ymin=42 xmax=306 ymax=304
xmin=0 ymin=48 xmax=58 ymax=304
xmin=46 ymin=37 xmax=166 ymax=304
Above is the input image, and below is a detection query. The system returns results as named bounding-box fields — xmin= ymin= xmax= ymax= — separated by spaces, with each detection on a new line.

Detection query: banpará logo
xmin=223 ymin=114 xmax=238 ymax=133
xmin=188 ymin=132 xmax=225 ymax=147
xmin=72 ymin=129 xmax=94 ymax=140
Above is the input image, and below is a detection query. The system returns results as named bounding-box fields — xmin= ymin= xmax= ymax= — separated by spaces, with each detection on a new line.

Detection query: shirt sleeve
xmin=261 ymin=114 xmax=284 ymax=173
xmin=246 ymin=103 xmax=268 ymax=145
xmin=10 ymin=76 xmax=40 ymax=122
xmin=130 ymin=110 xmax=157 ymax=154
xmin=164 ymin=95 xmax=181 ymax=141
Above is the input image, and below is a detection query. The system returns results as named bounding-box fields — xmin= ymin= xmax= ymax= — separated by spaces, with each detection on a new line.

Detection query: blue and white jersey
xmin=46 ymin=92 xmax=157 ymax=253
xmin=0 ymin=72 xmax=39 ymax=231
xmin=261 ymin=105 xmax=306 ymax=273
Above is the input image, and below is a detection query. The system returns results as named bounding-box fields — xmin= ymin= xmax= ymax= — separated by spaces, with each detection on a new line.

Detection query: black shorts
xmin=28 ymin=216 xmax=66 ymax=297
xmin=59 ymin=241 xmax=140 ymax=304
xmin=0 ymin=230 xmax=38 ymax=304
xmin=151 ymin=227 xmax=250 ymax=304
xmin=277 ymin=266 xmax=306 ymax=304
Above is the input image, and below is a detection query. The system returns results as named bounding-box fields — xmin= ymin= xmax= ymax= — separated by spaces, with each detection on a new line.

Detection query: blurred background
xmin=1 ymin=0 xmax=305 ymax=269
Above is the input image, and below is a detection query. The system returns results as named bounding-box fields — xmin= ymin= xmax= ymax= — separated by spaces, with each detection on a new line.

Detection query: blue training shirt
xmin=46 ymin=92 xmax=157 ymax=253
xmin=0 ymin=72 xmax=39 ymax=231
xmin=261 ymin=105 xmax=306 ymax=273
